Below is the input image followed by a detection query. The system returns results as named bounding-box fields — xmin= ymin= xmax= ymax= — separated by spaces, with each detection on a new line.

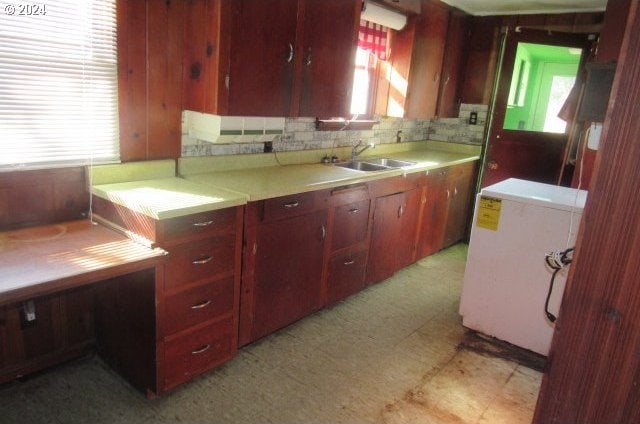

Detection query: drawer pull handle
xmin=190 ymin=299 xmax=212 ymax=309
xmin=283 ymin=201 xmax=299 ymax=208
xmin=192 ymin=256 xmax=213 ymax=265
xmin=343 ymin=259 xmax=355 ymax=266
xmin=192 ymin=220 xmax=214 ymax=227
xmin=191 ymin=344 xmax=211 ymax=355
xmin=348 ymin=208 xmax=360 ymax=214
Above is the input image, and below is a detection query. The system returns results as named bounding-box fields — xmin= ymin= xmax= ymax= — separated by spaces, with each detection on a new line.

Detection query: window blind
xmin=0 ymin=0 xmax=119 ymax=170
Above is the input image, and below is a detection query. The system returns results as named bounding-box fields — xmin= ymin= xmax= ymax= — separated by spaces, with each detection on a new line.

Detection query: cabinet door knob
xmin=190 ymin=299 xmax=212 ymax=309
xmin=343 ymin=259 xmax=355 ymax=266
xmin=192 ymin=256 xmax=213 ymax=265
xmin=283 ymin=201 xmax=299 ymax=208
xmin=487 ymin=160 xmax=498 ymax=171
xmin=348 ymin=208 xmax=360 ymax=214
xmin=191 ymin=344 xmax=211 ymax=355
xmin=321 ymin=224 xmax=326 ymax=240
xmin=398 ymin=205 xmax=404 ymax=218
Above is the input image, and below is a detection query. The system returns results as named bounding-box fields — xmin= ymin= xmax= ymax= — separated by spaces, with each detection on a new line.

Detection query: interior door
xmin=482 ymin=28 xmax=592 ymax=188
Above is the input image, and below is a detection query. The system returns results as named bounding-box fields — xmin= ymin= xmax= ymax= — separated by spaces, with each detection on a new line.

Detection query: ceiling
xmin=439 ymin=0 xmax=607 ymax=16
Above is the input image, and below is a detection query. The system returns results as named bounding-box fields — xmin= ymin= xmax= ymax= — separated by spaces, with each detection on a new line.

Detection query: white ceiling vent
xmin=362 ymin=1 xmax=407 ymax=30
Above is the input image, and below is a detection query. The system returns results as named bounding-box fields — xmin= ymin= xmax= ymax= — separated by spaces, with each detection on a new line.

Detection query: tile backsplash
xmin=181 ymin=104 xmax=488 ymax=157
xmin=427 ymin=104 xmax=488 ymax=144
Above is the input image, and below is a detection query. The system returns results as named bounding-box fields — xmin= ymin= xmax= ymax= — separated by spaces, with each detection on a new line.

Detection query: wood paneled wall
xmin=533 ymin=2 xmax=640 ymax=422
xmin=117 ymin=0 xmax=184 ymax=162
xmin=0 ymin=168 xmax=88 ymax=231
xmin=571 ymin=0 xmax=632 ymax=190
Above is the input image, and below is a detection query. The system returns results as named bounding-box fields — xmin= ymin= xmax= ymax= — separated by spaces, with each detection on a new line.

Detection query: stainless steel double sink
xmin=333 ymin=157 xmax=417 ymax=172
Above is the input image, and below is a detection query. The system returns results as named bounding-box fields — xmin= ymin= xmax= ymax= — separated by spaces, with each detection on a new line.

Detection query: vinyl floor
xmin=0 ymin=244 xmax=542 ymax=424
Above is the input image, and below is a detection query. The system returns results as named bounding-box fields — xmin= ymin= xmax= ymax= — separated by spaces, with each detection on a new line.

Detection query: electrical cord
xmin=544 ymin=247 xmax=574 ymax=323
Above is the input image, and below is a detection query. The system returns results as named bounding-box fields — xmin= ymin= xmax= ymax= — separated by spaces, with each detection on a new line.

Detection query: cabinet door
xmin=227 ymin=0 xmax=299 ymax=116
xmin=436 ymin=10 xmax=471 ymax=117
xmin=366 ymin=192 xmax=403 ymax=285
xmin=416 ymin=170 xmax=448 ymax=258
xmin=397 ymin=188 xmax=422 ymax=269
xmin=297 ymin=0 xmax=360 ymax=117
xmin=443 ymin=163 xmax=476 ymax=247
xmin=248 ymin=210 xmax=327 ymax=342
xmin=405 ymin=1 xmax=449 ymax=119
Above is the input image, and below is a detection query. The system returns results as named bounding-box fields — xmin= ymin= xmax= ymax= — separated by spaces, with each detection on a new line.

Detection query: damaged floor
xmin=0 ymin=244 xmax=542 ymax=424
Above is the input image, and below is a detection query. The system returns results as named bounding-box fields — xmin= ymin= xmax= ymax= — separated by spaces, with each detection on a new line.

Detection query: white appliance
xmin=459 ymin=178 xmax=588 ymax=355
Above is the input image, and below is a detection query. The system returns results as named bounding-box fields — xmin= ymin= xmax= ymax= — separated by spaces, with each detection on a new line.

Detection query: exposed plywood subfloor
xmin=0 ymin=244 xmax=542 ymax=424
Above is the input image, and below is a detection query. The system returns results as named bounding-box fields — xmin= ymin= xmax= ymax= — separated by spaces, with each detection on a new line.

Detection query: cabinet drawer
xmin=164 ymin=234 xmax=235 ymax=291
xmin=368 ymin=173 xmax=424 ymax=197
xmin=163 ymin=318 xmax=235 ymax=390
xmin=163 ymin=277 xmax=235 ymax=336
xmin=159 ymin=207 xmax=237 ymax=244
xmin=262 ymin=190 xmax=328 ymax=222
xmin=331 ymin=199 xmax=370 ymax=251
xmin=326 ymin=249 xmax=368 ymax=305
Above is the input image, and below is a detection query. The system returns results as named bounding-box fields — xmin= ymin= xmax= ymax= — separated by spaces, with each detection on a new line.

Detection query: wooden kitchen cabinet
xmin=227 ymin=0 xmax=299 ymax=116
xmin=366 ymin=175 xmax=424 ymax=285
xmin=0 ymin=288 xmax=95 ymax=384
xmin=191 ymin=0 xmax=360 ymax=117
xmin=436 ymin=9 xmax=472 ymax=118
xmin=324 ymin=185 xmax=372 ymax=306
xmin=405 ymin=0 xmax=450 ymax=119
xmin=416 ymin=168 xmax=448 ymax=258
xmin=239 ymin=190 xmax=329 ymax=346
xmin=296 ymin=0 xmax=361 ymax=117
xmin=416 ymin=161 xmax=478 ymax=258
xmin=442 ymin=161 xmax=477 ymax=248
xmin=92 ymin=199 xmax=244 ymax=394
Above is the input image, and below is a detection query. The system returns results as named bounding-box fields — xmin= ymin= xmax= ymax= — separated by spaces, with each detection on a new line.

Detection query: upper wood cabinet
xmin=405 ymin=0 xmax=450 ymax=119
xmin=183 ymin=0 xmax=360 ymax=117
xmin=296 ymin=0 xmax=361 ymax=118
xmin=436 ymin=9 xmax=472 ymax=118
xmin=227 ymin=0 xmax=299 ymax=116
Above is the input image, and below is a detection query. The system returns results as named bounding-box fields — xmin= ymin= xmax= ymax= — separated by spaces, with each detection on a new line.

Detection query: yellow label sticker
xmin=476 ymin=196 xmax=502 ymax=231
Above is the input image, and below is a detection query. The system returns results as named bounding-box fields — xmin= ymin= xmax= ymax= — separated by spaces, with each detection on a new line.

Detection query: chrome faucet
xmin=351 ymin=140 xmax=375 ymax=161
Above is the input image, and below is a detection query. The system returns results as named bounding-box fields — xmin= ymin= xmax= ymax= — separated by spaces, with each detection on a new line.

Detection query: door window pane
xmin=503 ymin=42 xmax=582 ymax=134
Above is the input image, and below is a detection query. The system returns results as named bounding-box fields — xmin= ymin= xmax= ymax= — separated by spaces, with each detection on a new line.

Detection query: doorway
xmin=482 ymin=29 xmax=592 ymax=188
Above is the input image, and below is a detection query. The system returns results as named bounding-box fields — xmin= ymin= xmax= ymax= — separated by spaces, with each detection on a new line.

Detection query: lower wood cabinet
xmin=239 ymin=191 xmax=329 ymax=346
xmin=92 ymin=202 xmax=244 ymax=395
xmin=0 ymin=287 xmax=95 ymax=384
xmin=366 ymin=174 xmax=424 ymax=285
xmin=416 ymin=161 xmax=478 ymax=259
xmin=416 ymin=168 xmax=449 ymax=258
xmin=324 ymin=184 xmax=372 ymax=306
xmin=442 ymin=161 xmax=477 ymax=248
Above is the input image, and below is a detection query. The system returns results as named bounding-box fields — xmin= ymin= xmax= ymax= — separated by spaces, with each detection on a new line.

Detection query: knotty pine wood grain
xmin=0 ymin=167 xmax=88 ymax=230
xmin=117 ymin=0 xmax=184 ymax=161
xmin=533 ymin=2 xmax=640 ymax=422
